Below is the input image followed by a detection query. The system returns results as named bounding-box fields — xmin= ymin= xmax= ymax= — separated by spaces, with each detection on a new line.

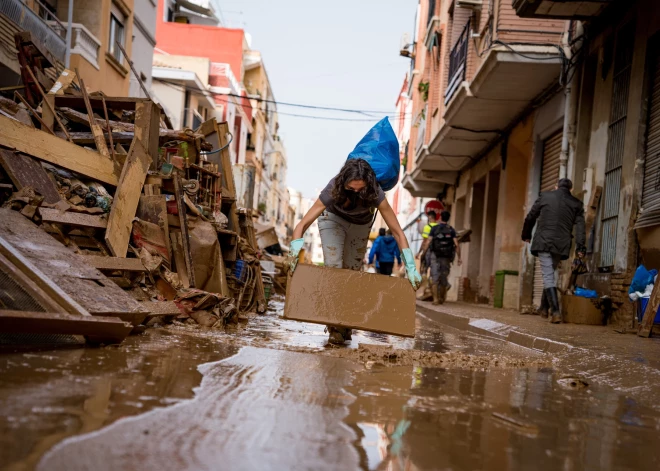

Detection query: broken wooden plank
xmin=13 ymin=91 xmax=55 ymax=135
xmin=55 ymin=130 xmax=135 ymax=145
xmin=139 ymin=300 xmax=181 ymax=320
xmin=116 ymin=41 xmax=153 ymax=101
xmin=170 ymin=231 xmax=190 ymax=288
xmin=0 ymin=310 xmax=133 ymax=344
xmin=133 ymin=100 xmax=160 ymax=169
xmin=0 ymin=208 xmax=143 ymax=316
xmin=24 ymin=66 xmax=72 ymax=142
xmin=174 ymin=174 xmax=195 ymax=287
xmin=78 ymin=72 xmax=110 ymax=157
xmin=639 ymin=280 xmax=660 ymax=338
xmin=137 ymin=195 xmax=170 ymax=261
xmin=54 ymin=95 xmax=147 ymax=111
xmin=0 ymin=149 xmax=61 ymax=204
xmin=284 ymin=263 xmax=416 ymax=337
xmin=60 ymin=108 xmax=202 ymax=142
xmin=80 ymin=255 xmax=146 ymax=272
xmin=47 ymin=69 xmax=76 ymax=95
xmin=0 ymin=115 xmax=119 ymax=186
xmin=39 ymin=207 xmax=107 ymax=229
xmin=105 ymin=138 xmax=151 ymax=257
xmin=0 ymin=235 xmax=90 ymax=317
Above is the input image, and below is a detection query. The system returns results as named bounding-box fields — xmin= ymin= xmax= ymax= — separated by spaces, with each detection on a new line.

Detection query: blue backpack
xmin=346 ymin=117 xmax=400 ymax=191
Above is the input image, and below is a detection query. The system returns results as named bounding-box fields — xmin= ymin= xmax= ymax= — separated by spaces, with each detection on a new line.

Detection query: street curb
xmin=416 ymin=303 xmax=574 ymax=354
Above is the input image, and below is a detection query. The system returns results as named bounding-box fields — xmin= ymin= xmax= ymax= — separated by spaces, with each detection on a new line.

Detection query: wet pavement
xmin=2 ymin=297 xmax=660 ymax=470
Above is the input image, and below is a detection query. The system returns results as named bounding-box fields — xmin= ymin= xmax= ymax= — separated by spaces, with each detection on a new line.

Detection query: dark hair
xmin=558 ymin=178 xmax=573 ymax=190
xmin=331 ymin=159 xmax=380 ymax=207
xmin=440 ymin=210 xmax=450 ymax=222
xmin=378 ymin=228 xmax=386 ymax=236
xmin=427 ymin=211 xmax=438 ymax=221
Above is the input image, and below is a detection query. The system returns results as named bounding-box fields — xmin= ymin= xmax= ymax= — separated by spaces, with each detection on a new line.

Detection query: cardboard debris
xmin=284 ymin=264 xmax=416 ymax=337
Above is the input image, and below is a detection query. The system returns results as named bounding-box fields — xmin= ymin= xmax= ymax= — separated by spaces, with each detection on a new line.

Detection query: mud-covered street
xmin=2 ymin=299 xmax=659 ymax=471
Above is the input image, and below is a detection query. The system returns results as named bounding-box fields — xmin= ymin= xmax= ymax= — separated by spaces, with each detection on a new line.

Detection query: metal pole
xmin=65 ymin=0 xmax=73 ymax=69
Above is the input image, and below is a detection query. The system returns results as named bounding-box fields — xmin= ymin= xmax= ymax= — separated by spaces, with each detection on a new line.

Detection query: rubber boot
xmin=546 ymin=288 xmax=562 ymax=324
xmin=431 ymin=284 xmax=440 ymax=305
xmin=438 ymin=285 xmax=447 ymax=305
xmin=537 ymin=291 xmax=549 ymax=318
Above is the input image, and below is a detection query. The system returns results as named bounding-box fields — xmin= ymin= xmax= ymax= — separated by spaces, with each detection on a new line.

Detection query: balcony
xmin=0 ymin=0 xmax=66 ymax=62
xmin=445 ymin=20 xmax=469 ymax=105
xmin=512 ymin=0 xmax=612 ymax=19
xmin=49 ymin=22 xmax=102 ymax=70
xmin=405 ymin=0 xmax=564 ymax=195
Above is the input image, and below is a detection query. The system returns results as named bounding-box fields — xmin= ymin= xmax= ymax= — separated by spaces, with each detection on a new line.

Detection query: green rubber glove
xmin=287 ymin=238 xmax=305 ymax=274
xmin=401 ymin=248 xmax=422 ymax=290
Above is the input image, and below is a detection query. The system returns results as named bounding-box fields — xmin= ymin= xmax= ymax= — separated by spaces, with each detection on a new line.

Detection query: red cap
xmin=424 ymin=200 xmax=444 ymax=216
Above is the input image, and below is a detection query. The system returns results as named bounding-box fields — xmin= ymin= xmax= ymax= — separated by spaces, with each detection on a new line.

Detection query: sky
xmin=219 ymin=0 xmax=417 ymax=199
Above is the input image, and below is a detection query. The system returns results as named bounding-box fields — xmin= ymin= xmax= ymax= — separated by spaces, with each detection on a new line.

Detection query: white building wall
xmin=130 ymin=0 xmax=157 ymax=98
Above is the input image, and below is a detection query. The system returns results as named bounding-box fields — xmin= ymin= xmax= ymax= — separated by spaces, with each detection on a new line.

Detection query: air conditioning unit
xmin=456 ymin=0 xmax=482 ymax=9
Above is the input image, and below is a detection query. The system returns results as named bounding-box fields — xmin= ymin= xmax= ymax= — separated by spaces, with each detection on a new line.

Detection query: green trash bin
xmin=494 ymin=270 xmax=519 ymax=308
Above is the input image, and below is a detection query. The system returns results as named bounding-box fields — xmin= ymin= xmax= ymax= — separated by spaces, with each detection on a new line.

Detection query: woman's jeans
xmin=318 ymin=211 xmax=371 ymax=270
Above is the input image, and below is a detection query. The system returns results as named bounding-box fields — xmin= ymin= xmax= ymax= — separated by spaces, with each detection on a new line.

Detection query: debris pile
xmin=0 ymin=34 xmax=270 ymax=345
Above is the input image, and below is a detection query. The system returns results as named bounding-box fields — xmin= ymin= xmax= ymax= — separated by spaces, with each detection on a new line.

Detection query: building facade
xmin=0 ymin=0 xmax=136 ymax=95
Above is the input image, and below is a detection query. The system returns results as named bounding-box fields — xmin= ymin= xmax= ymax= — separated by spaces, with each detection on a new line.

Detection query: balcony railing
xmin=1 ymin=0 xmax=66 ymax=61
xmin=49 ymin=22 xmax=101 ymax=70
xmin=445 ymin=19 xmax=470 ymax=105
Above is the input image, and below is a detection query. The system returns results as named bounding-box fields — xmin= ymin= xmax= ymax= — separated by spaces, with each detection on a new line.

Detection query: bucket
xmin=233 ymin=260 xmax=247 ymax=283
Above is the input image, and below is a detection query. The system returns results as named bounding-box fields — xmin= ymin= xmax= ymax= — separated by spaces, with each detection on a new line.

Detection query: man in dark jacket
xmin=522 ymin=178 xmax=586 ymax=324
xmin=369 ymin=229 xmax=401 ymax=276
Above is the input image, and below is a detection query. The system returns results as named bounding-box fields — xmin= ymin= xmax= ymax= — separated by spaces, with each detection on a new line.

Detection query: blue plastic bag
xmin=347 ymin=117 xmax=400 ymax=191
xmin=575 ymin=287 xmax=598 ymax=299
xmin=629 ymin=265 xmax=658 ymax=295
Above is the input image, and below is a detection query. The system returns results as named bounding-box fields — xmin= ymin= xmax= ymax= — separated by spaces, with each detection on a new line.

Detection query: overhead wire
xmin=153 ymin=78 xmax=410 ymax=122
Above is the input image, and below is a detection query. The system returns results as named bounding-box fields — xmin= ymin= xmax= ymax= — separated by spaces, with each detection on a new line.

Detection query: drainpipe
xmin=64 ymin=0 xmax=73 ymax=69
xmin=559 ymin=21 xmax=584 ymax=180
xmin=559 ymin=22 xmax=573 ymax=179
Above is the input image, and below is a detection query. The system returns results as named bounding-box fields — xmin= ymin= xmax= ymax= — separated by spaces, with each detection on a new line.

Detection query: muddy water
xmin=3 ymin=302 xmax=660 ymax=471
xmin=0 ymin=329 xmax=238 ymax=471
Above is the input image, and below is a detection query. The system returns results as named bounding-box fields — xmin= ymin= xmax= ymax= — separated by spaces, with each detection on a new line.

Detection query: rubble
xmin=0 ymin=40 xmax=271 ymax=345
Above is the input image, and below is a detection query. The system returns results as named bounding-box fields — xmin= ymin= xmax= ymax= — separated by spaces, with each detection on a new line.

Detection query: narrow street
xmin=2 ymin=299 xmax=659 ymax=471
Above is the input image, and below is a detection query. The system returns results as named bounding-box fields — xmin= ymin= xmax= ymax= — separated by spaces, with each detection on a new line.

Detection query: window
xmin=108 ymin=5 xmax=126 ymax=63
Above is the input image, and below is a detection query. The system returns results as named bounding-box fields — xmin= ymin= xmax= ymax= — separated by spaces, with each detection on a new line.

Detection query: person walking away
xmin=417 ymin=210 xmax=460 ymax=305
xmin=288 ymin=158 xmax=422 ymax=344
xmin=369 ymin=229 xmax=401 ymax=276
xmin=370 ymin=228 xmax=386 ymax=273
xmin=521 ymin=178 xmax=586 ymax=324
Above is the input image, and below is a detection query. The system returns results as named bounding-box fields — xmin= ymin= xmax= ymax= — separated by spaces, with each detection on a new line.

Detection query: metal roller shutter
xmin=637 ymin=44 xmax=660 ymax=228
xmin=532 ymin=131 xmax=563 ymax=307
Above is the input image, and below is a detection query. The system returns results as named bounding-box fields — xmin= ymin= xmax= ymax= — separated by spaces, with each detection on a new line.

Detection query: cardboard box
xmin=561 ymin=294 xmax=604 ymax=325
xmin=283 ymin=264 xmax=416 ymax=337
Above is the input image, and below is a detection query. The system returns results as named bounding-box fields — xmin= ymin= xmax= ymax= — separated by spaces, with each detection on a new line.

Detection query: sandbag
xmin=347 ymin=117 xmax=400 ymax=191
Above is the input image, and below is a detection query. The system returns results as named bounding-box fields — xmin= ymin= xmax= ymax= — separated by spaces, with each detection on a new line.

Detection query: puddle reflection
xmin=346 ymin=365 xmax=660 ymax=471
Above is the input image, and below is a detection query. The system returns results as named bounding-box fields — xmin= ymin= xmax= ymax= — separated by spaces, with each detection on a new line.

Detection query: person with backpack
xmin=369 ymin=229 xmax=402 ymax=276
xmin=522 ymin=178 xmax=586 ymax=324
xmin=288 ymin=158 xmax=421 ymax=344
xmin=417 ymin=210 xmax=461 ymax=305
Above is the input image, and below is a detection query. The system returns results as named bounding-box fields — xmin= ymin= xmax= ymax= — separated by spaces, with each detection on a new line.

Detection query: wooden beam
xmin=55 ymin=130 xmax=135 ymax=145
xmin=105 ymin=138 xmax=151 ymax=257
xmin=0 ymin=310 xmax=132 ymax=344
xmin=0 ymin=114 xmax=119 ymax=186
xmin=81 ymin=255 xmax=146 ymax=272
xmin=116 ymin=41 xmax=153 ymax=101
xmin=13 ymin=92 xmax=55 ymax=135
xmin=47 ymin=69 xmax=76 ymax=95
xmin=39 ymin=207 xmax=108 ymax=229
xmin=54 ymin=95 xmax=147 ymax=110
xmin=0 ymin=235 xmax=91 ymax=317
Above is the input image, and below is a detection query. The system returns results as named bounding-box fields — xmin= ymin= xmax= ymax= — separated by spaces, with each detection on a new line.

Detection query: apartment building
xmin=0 ymin=0 xmax=136 ymax=95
